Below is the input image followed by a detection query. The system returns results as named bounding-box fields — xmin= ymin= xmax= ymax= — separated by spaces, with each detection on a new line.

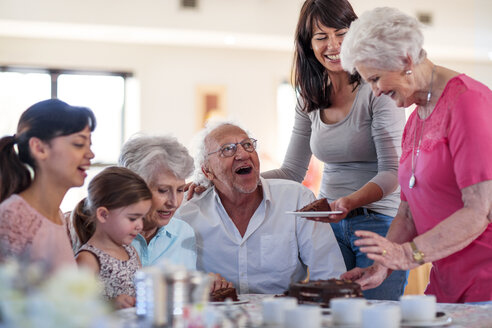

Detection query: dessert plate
xmin=209 ymin=299 xmax=249 ymax=306
xmin=401 ymin=313 xmax=452 ymax=327
xmin=285 ymin=211 xmax=343 ymax=217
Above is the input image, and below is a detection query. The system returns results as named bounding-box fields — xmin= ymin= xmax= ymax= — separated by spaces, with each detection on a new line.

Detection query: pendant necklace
xmin=409 ymin=65 xmax=435 ymax=189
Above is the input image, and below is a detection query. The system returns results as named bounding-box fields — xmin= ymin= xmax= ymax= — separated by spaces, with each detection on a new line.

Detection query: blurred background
xmin=1 ymin=0 xmax=490 ymax=209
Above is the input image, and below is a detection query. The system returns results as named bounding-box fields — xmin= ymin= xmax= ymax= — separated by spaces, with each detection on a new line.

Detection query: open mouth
xmin=325 ymin=53 xmax=340 ymax=61
xmin=235 ymin=166 xmax=253 ymax=175
xmin=157 ymin=210 xmax=173 ymax=217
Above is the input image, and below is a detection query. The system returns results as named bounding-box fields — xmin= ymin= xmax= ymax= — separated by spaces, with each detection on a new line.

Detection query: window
xmin=0 ymin=66 xmax=132 ymax=212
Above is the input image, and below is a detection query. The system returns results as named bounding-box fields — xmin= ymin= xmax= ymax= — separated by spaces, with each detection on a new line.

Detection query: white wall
xmin=1 ymin=0 xmax=492 ymax=165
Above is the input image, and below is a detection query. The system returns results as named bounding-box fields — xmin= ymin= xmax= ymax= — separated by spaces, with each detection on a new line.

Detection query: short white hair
xmin=119 ymin=134 xmax=194 ymax=185
xmin=341 ymin=7 xmax=426 ymax=73
xmin=191 ymin=120 xmax=252 ymax=188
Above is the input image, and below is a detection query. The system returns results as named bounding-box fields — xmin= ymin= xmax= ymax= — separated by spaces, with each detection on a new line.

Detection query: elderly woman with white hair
xmin=119 ymin=135 xmax=233 ymax=291
xmin=340 ymin=7 xmax=492 ymax=303
xmin=119 ymin=135 xmax=198 ymax=270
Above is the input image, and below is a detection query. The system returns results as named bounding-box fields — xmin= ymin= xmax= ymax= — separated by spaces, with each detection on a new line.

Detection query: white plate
xmin=401 ymin=315 xmax=452 ymax=327
xmin=209 ymin=299 xmax=249 ymax=306
xmin=285 ymin=211 xmax=343 ymax=217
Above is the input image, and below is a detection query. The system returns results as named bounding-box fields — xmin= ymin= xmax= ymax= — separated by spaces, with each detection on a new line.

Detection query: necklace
xmin=409 ymin=65 xmax=435 ymax=189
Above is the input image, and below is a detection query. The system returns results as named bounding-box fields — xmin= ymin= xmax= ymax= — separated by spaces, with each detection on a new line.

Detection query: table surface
xmin=115 ymin=294 xmax=492 ymax=328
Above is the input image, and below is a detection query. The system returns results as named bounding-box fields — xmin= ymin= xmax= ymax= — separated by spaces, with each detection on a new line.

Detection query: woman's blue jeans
xmin=330 ymin=209 xmax=408 ymax=300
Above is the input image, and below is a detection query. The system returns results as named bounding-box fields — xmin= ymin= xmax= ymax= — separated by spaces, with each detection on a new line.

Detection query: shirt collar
xmin=155 ymin=218 xmax=179 ymax=238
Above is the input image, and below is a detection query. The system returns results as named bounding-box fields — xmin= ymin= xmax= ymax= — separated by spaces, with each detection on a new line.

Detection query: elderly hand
xmin=185 ymin=182 xmax=207 ymax=200
xmin=114 ymin=294 xmax=136 ymax=309
xmin=354 ymin=230 xmax=416 ymax=271
xmin=209 ymin=272 xmax=233 ymax=292
xmin=341 ymin=263 xmax=390 ymax=291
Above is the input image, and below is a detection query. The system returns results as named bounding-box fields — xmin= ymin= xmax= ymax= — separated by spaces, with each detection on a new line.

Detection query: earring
xmin=405 ymin=70 xmax=412 ymax=75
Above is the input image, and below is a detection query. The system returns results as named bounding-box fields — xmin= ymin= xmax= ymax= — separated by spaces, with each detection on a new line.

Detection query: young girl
xmin=0 ymin=99 xmax=96 ymax=271
xmin=73 ymin=166 xmax=152 ymax=309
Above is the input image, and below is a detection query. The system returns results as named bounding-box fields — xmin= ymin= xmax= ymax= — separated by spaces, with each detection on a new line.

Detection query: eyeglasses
xmin=207 ymin=138 xmax=257 ymax=157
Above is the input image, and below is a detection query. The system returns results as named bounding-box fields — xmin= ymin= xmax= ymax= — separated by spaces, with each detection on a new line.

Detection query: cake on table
xmin=287 ymin=279 xmax=363 ymax=307
xmin=297 ymin=198 xmax=331 ymax=212
xmin=209 ymin=287 xmax=239 ymax=302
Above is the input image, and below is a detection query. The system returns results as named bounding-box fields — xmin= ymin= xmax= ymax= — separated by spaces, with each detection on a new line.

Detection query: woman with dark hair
xmin=0 ymin=99 xmax=96 ymax=271
xmin=262 ymin=0 xmax=407 ymax=300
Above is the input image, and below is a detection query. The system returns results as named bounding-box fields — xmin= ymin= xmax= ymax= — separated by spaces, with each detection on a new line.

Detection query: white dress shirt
xmin=175 ymin=177 xmax=346 ymax=294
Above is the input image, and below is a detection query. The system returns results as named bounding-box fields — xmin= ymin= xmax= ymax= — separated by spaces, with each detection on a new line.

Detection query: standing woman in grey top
xmin=262 ymin=0 xmax=407 ymax=300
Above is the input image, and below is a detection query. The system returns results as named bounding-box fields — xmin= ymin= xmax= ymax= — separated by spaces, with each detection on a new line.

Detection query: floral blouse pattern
xmin=77 ymin=243 xmax=141 ymax=300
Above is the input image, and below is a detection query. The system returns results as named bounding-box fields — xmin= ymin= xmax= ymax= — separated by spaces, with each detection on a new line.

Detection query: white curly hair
xmin=341 ymin=7 xmax=427 ymax=74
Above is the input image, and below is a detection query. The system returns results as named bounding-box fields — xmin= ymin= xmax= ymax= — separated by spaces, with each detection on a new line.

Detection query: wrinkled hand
xmin=306 ymin=197 xmax=350 ymax=223
xmin=114 ymin=294 xmax=136 ymax=309
xmin=354 ymin=230 xmax=415 ymax=271
xmin=209 ymin=272 xmax=233 ymax=292
xmin=341 ymin=263 xmax=390 ymax=291
xmin=185 ymin=182 xmax=207 ymax=200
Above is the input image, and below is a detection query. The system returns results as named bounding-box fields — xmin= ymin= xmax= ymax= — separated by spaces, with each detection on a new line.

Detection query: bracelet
xmin=409 ymin=241 xmax=425 ymax=265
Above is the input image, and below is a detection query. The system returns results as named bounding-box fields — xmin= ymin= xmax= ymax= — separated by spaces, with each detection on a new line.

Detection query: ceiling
xmin=0 ymin=0 xmax=490 ymax=61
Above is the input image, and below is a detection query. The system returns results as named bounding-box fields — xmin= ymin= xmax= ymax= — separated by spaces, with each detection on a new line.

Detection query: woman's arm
xmin=261 ymin=103 xmax=313 ymax=182
xmin=355 ymin=181 xmax=492 ymax=270
xmin=412 ymin=180 xmax=492 ymax=262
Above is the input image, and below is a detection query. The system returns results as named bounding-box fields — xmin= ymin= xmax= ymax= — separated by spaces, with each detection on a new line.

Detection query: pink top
xmin=399 ymin=74 xmax=492 ymax=303
xmin=0 ymin=194 xmax=76 ymax=271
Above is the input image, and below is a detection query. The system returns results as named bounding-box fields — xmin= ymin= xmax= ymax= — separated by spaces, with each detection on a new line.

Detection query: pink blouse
xmin=0 ymin=194 xmax=76 ymax=271
xmin=399 ymin=74 xmax=492 ymax=303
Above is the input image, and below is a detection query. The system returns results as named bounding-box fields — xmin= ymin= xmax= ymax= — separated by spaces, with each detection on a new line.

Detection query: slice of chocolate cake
xmin=209 ymin=287 xmax=239 ymax=302
xmin=288 ymin=279 xmax=363 ymax=307
xmin=298 ymin=198 xmax=331 ymax=212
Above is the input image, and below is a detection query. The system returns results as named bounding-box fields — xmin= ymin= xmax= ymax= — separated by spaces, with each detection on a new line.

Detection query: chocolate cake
xmin=288 ymin=279 xmax=363 ymax=307
xmin=298 ymin=198 xmax=331 ymax=212
xmin=209 ymin=287 xmax=239 ymax=302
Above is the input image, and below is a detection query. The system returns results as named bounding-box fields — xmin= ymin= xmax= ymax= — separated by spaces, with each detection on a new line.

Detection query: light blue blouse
xmin=132 ymin=218 xmax=197 ymax=270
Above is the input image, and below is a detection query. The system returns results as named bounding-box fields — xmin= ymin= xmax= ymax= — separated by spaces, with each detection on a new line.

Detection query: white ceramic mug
xmin=285 ymin=305 xmax=321 ymax=328
xmin=330 ymin=297 xmax=367 ymax=325
xmin=262 ymin=297 xmax=297 ymax=325
xmin=400 ymin=294 xmax=436 ymax=322
xmin=362 ymin=304 xmax=401 ymax=328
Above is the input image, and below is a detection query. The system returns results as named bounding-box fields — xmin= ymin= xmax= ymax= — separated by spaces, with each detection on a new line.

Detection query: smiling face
xmin=41 ymin=125 xmax=95 ymax=189
xmin=101 ymin=199 xmax=151 ymax=246
xmin=311 ymin=22 xmax=348 ymax=73
xmin=203 ymin=125 xmax=260 ymax=196
xmin=356 ymin=64 xmax=417 ymax=108
xmin=145 ymin=170 xmax=187 ymax=229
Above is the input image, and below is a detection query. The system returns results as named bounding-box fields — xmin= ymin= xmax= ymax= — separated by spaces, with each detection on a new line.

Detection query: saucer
xmin=401 ymin=312 xmax=452 ymax=327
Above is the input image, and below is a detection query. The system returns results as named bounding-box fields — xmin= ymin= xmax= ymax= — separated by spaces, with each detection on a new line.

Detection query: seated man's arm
xmin=296 ymin=213 xmax=347 ymax=280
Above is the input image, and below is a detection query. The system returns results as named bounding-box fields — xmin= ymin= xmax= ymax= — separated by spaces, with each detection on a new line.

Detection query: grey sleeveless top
xmin=77 ymin=243 xmax=140 ymax=299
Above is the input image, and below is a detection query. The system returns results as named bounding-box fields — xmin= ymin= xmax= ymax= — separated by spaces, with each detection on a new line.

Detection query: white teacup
xmin=330 ymin=297 xmax=367 ymax=325
xmin=262 ymin=297 xmax=297 ymax=325
xmin=285 ymin=305 xmax=321 ymax=328
xmin=362 ymin=304 xmax=401 ymax=328
xmin=400 ymin=295 xmax=436 ymax=322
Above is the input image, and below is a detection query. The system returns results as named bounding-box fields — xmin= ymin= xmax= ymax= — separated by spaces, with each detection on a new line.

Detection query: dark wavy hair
xmin=0 ymin=99 xmax=96 ymax=202
xmin=73 ymin=166 xmax=152 ymax=245
xmin=293 ymin=0 xmax=361 ymax=113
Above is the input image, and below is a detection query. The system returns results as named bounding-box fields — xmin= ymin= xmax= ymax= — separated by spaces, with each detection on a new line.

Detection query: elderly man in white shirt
xmin=175 ymin=122 xmax=346 ymax=294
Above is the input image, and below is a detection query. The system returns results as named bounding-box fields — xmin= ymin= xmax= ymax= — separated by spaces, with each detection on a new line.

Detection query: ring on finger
xmin=382 ymin=249 xmax=387 ymax=256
